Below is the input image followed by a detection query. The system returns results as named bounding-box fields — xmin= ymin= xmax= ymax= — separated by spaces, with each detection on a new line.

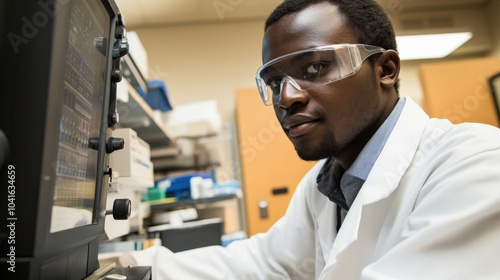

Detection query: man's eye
xmin=305 ymin=63 xmax=326 ymax=75
xmin=267 ymin=77 xmax=281 ymax=89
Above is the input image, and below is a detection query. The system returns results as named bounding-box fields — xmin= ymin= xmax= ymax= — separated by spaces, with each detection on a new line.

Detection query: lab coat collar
xmin=320 ymin=96 xmax=430 ymax=278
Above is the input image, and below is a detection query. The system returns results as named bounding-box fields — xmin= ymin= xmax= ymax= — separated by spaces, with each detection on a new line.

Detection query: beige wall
xmin=487 ymin=0 xmax=500 ymax=57
xmin=131 ymin=20 xmax=266 ymax=126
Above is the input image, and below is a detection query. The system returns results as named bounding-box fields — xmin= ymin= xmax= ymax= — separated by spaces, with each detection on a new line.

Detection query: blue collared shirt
xmin=316 ymin=97 xmax=406 ymax=222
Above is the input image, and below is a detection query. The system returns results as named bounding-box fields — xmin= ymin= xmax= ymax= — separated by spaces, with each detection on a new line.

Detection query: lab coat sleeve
xmin=360 ymin=123 xmax=500 ymax=280
xmin=120 ymin=161 xmax=324 ymax=280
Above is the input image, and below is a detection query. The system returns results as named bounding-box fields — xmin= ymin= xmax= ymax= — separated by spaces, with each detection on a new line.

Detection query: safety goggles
xmin=255 ymin=44 xmax=385 ymax=106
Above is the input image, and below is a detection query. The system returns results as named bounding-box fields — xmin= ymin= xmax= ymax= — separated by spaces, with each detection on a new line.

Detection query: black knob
xmin=95 ymin=37 xmax=108 ymax=56
xmin=111 ymin=69 xmax=122 ymax=82
xmin=115 ymin=14 xmax=127 ymax=39
xmin=106 ymin=137 xmax=124 ymax=154
xmin=112 ymin=199 xmax=131 ymax=220
xmin=88 ymin=137 xmax=100 ymax=151
xmin=110 ymin=111 xmax=119 ymax=126
xmin=104 ymin=167 xmax=112 ymax=177
xmin=113 ymin=37 xmax=129 ymax=59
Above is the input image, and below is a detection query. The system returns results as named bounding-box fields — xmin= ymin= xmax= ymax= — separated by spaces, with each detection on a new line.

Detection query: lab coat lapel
xmin=317 ymin=198 xmax=338 ymax=262
xmin=319 ymin=97 xmax=430 ymax=278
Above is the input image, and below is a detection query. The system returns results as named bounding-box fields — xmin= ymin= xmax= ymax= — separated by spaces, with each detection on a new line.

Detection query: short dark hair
xmin=265 ymin=0 xmax=400 ymax=92
xmin=265 ymin=0 xmax=397 ymax=51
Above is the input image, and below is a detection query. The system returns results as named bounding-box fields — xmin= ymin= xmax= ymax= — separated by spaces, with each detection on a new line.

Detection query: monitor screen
xmin=489 ymin=72 xmax=500 ymax=123
xmin=50 ymin=0 xmax=110 ymax=233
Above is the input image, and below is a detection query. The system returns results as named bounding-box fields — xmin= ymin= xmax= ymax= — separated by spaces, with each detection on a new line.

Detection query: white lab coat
xmin=121 ymin=97 xmax=500 ymax=279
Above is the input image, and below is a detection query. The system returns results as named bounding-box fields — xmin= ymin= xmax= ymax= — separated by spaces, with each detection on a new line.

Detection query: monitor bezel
xmin=36 ymin=0 xmax=120 ymax=257
xmin=488 ymin=72 xmax=500 ymax=123
xmin=0 ymin=0 xmax=122 ymax=278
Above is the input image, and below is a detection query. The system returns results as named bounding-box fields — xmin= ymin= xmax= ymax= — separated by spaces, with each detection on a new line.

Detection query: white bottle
xmin=189 ymin=176 xmax=203 ymax=199
xmin=201 ymin=178 xmax=214 ymax=198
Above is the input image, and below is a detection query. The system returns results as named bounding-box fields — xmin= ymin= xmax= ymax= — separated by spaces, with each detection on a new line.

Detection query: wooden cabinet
xmin=419 ymin=57 xmax=500 ymax=127
xmin=235 ymin=88 xmax=317 ymax=236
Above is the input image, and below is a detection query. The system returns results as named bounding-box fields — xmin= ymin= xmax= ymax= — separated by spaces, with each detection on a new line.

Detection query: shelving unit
xmin=121 ymin=53 xmax=148 ymax=94
xmin=112 ymin=52 xmax=247 ymax=241
xmin=115 ymin=53 xmax=176 ymax=150
xmin=148 ymin=193 xmax=239 ymax=212
xmin=115 ymin=81 xmax=177 ymax=149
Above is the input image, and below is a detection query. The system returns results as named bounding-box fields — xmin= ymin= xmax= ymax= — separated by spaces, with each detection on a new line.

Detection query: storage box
xmin=161 ymin=99 xmax=222 ymax=138
xmin=143 ymin=79 xmax=173 ymax=112
xmin=148 ymin=218 xmax=223 ymax=253
xmin=156 ymin=172 xmax=212 ymax=200
xmin=110 ymin=128 xmax=154 ymax=189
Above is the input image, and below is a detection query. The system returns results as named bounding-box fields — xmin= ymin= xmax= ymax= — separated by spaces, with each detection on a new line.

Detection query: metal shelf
xmin=151 ymin=151 xmax=220 ymax=173
xmin=121 ymin=54 xmax=148 ymax=94
xmin=148 ymin=193 xmax=239 ymax=212
xmin=115 ymin=81 xmax=176 ymax=149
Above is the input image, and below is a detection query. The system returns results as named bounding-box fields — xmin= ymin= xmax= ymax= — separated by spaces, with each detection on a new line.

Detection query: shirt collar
xmin=316 ymin=97 xmax=406 ymax=207
xmin=346 ymin=97 xmax=406 ymax=180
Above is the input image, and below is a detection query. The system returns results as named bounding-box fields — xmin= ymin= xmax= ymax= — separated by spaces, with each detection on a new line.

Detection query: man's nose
xmin=277 ymin=76 xmax=307 ymax=109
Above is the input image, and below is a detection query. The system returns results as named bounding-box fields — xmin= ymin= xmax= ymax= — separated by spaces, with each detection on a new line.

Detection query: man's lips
xmin=282 ymin=114 xmax=319 ymax=137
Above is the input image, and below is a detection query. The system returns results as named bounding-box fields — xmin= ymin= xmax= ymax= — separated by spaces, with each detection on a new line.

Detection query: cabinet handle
xmin=258 ymin=200 xmax=268 ymax=219
xmin=272 ymin=186 xmax=288 ymax=195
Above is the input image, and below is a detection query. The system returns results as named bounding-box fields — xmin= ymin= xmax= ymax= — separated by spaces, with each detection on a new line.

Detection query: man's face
xmin=262 ymin=3 xmax=392 ymax=166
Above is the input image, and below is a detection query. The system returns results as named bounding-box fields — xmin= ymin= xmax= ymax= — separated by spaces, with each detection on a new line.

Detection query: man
xmin=120 ymin=0 xmax=500 ymax=279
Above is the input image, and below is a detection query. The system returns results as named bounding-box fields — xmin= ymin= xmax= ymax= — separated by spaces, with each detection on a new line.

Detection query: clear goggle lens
xmin=255 ymin=44 xmax=385 ymax=106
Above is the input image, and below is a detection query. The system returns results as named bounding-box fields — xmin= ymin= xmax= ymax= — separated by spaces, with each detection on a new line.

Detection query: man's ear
xmin=377 ymin=50 xmax=400 ymax=89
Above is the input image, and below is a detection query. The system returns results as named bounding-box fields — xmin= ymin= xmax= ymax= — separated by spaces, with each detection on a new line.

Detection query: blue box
xmin=143 ymin=79 xmax=173 ymax=112
xmin=155 ymin=172 xmax=212 ymax=200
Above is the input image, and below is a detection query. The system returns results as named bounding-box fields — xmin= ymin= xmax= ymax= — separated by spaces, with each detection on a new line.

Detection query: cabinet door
xmin=419 ymin=57 xmax=500 ymax=127
xmin=235 ymin=88 xmax=317 ymax=236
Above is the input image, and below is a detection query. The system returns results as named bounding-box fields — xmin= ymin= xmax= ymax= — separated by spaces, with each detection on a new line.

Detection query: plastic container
xmin=155 ymin=172 xmax=212 ymax=200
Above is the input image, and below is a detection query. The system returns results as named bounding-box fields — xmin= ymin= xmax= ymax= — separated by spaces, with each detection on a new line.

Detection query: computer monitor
xmin=0 ymin=0 xmax=127 ymax=279
xmin=489 ymin=72 xmax=500 ymax=124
